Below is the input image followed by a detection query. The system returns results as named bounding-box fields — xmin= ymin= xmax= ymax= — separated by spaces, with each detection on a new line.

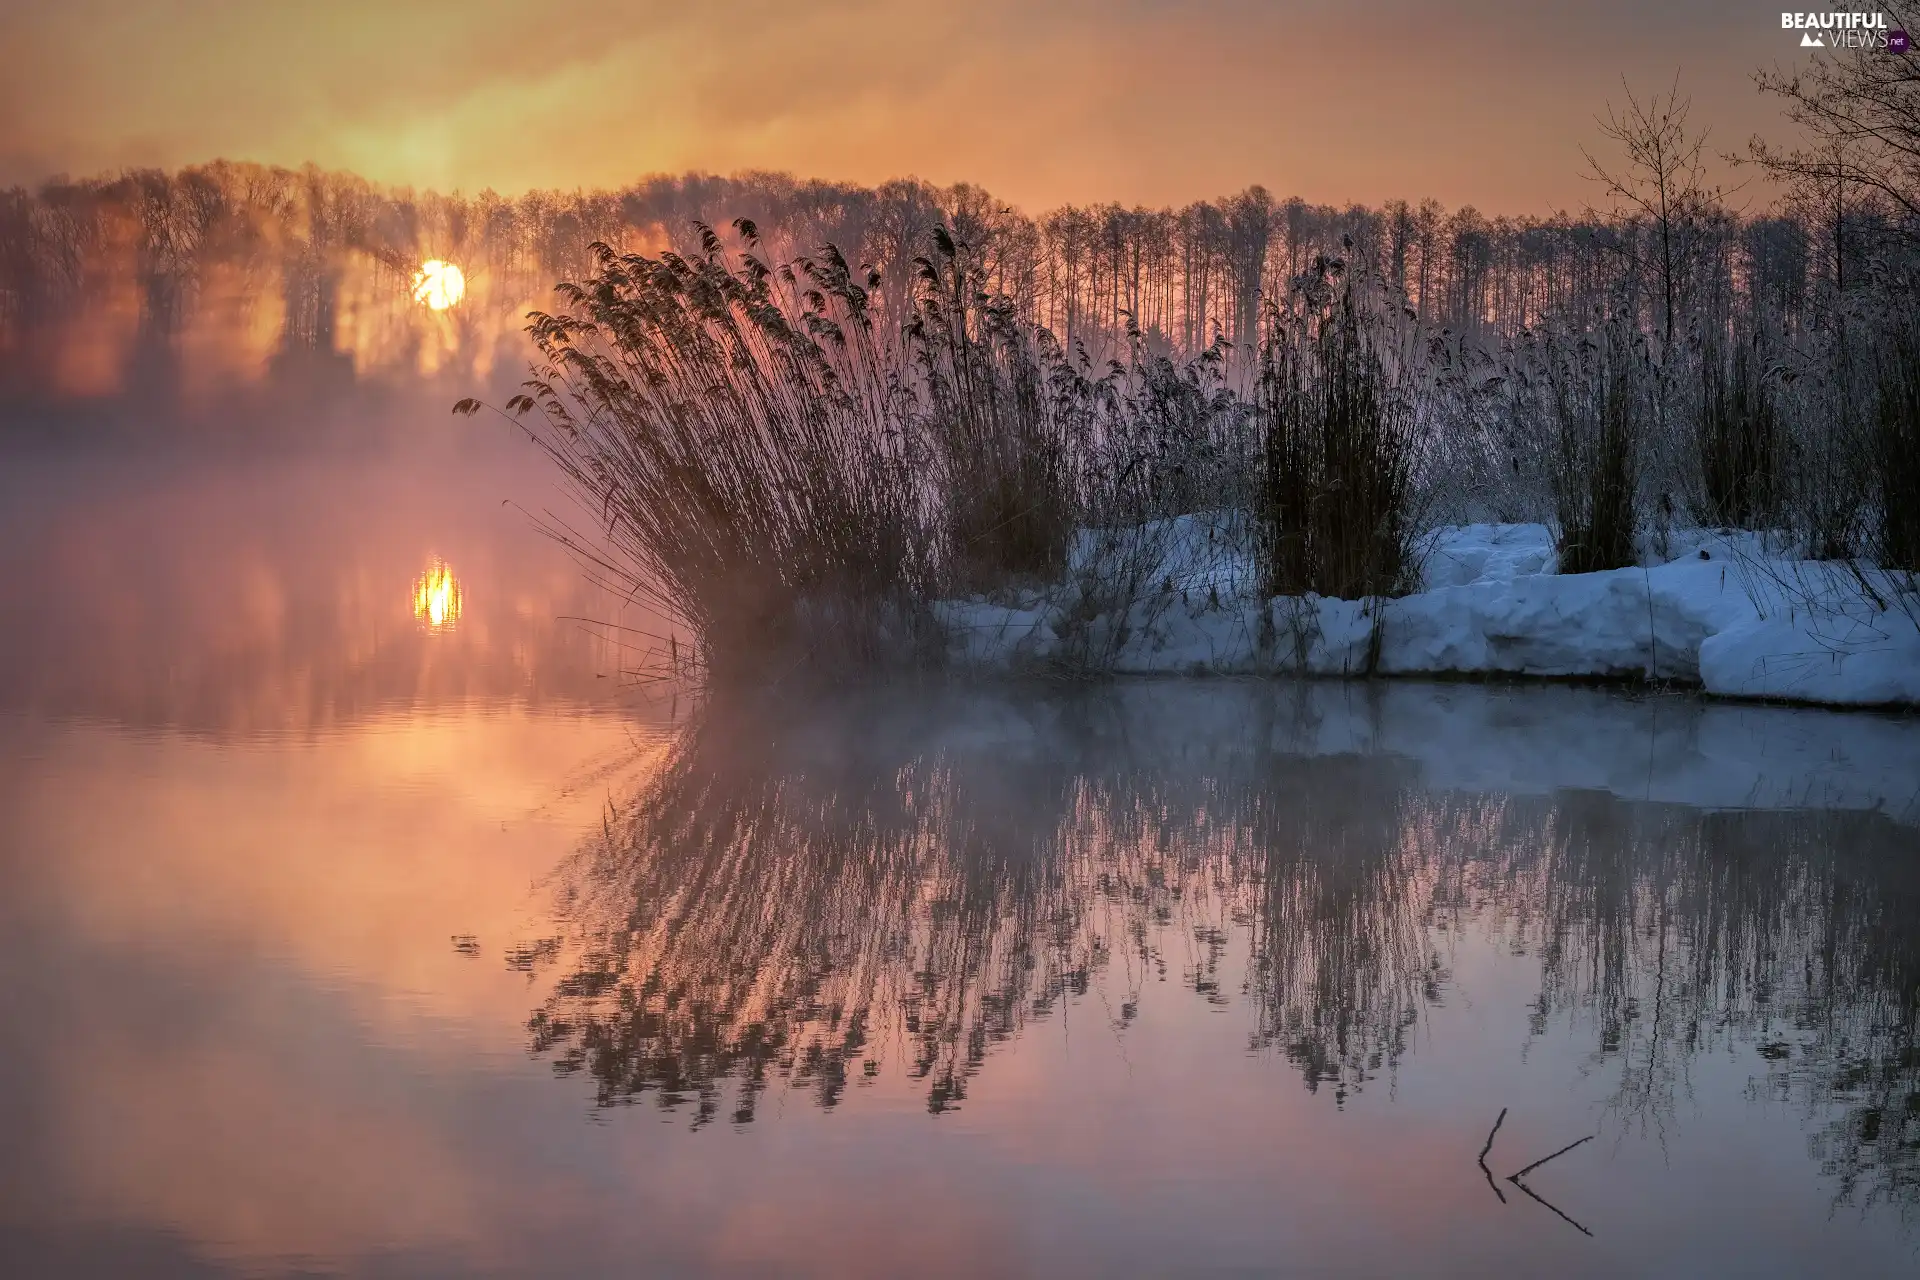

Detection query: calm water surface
xmin=3 ymin=439 xmax=1919 ymax=1278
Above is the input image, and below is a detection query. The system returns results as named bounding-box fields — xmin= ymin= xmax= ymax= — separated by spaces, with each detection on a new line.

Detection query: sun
xmin=411 ymin=259 xmax=466 ymax=311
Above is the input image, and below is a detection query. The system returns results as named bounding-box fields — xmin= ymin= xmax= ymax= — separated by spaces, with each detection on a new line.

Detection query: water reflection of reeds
xmin=520 ymin=689 xmax=1920 ymax=1218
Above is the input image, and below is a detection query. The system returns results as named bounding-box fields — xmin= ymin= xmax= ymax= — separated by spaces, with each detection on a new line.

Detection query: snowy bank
xmin=936 ymin=520 xmax=1920 ymax=709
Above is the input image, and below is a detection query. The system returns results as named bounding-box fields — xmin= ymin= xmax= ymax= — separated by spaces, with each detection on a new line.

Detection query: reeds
xmin=1696 ymin=330 xmax=1780 ymax=530
xmin=1875 ymin=309 xmax=1920 ymax=573
xmin=478 ymin=222 xmax=939 ymax=683
xmin=1540 ymin=318 xmax=1643 ymax=575
xmin=473 ymin=197 xmax=1915 ymax=683
xmin=479 ymin=217 xmax=1302 ymax=683
xmin=1254 ymin=257 xmax=1423 ymax=600
xmin=1775 ymin=325 xmax=1876 ymax=565
xmin=911 ymin=228 xmax=1085 ymax=589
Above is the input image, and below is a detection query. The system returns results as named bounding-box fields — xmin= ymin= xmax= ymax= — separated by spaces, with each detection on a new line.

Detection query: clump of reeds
xmin=1775 ymin=326 xmax=1875 ymax=565
xmin=1696 ymin=329 xmax=1780 ymax=530
xmin=1021 ymin=339 xmax=1256 ymax=674
xmin=1254 ymin=255 xmax=1423 ymax=600
xmin=465 ymin=221 xmax=938 ymax=683
xmin=1113 ymin=334 xmax=1250 ymax=519
xmin=910 ymin=228 xmax=1084 ymax=589
xmin=1536 ymin=317 xmax=1643 ymax=574
xmin=1875 ymin=308 xmax=1920 ymax=573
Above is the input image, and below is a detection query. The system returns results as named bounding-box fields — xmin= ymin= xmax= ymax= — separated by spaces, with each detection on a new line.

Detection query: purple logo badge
xmin=1892 ymin=28 xmax=1912 ymax=53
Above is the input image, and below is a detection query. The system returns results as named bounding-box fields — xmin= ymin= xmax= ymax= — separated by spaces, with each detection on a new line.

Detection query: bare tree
xmin=1748 ymin=4 xmax=1920 ymax=242
xmin=1582 ymin=73 xmax=1722 ymax=348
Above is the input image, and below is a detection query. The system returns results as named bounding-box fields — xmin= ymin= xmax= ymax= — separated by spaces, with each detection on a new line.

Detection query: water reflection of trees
xmin=524 ymin=693 xmax=1458 ymax=1121
xmin=530 ymin=705 xmax=1132 ymax=1121
xmin=1448 ymin=792 xmax=1920 ymax=1219
xmin=522 ymin=689 xmax=1920 ymax=1216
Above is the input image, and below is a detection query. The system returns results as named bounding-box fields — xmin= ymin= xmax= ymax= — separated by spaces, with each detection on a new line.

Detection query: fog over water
xmin=1 ymin=427 xmax=1918 ymax=1277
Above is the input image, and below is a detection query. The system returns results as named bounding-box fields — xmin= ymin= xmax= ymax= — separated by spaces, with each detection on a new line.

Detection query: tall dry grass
xmin=1254 ymin=256 xmax=1424 ymax=600
xmin=1507 ymin=316 xmax=1644 ymax=575
xmin=910 ymin=228 xmax=1086 ymax=589
xmin=468 ymin=193 xmax=1917 ymax=682
xmin=493 ymin=225 xmax=944 ymax=682
xmin=1696 ymin=329 xmax=1781 ymax=530
xmin=1876 ymin=308 xmax=1920 ymax=573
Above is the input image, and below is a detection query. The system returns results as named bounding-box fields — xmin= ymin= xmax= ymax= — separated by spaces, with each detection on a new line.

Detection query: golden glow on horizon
xmin=413 ymin=559 xmax=462 ymax=629
xmin=2 ymin=2 xmax=1792 ymax=222
xmin=411 ymin=260 xmax=466 ymax=312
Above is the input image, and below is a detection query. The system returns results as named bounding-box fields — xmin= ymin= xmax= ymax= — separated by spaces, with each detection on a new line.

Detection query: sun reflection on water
xmin=412 ymin=559 xmax=462 ymax=629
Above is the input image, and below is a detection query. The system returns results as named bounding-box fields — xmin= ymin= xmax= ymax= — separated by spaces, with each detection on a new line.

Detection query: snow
xmin=936 ymin=520 xmax=1920 ymax=710
xmin=1701 ymin=611 xmax=1920 ymax=706
xmin=932 ymin=597 xmax=1058 ymax=668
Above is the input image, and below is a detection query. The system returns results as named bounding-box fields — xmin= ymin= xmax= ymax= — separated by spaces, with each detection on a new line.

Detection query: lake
xmin=2 ymin=437 xmax=1917 ymax=1278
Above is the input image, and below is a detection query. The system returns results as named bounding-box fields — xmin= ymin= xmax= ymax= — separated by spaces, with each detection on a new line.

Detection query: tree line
xmin=0 ymin=150 xmax=1876 ymax=416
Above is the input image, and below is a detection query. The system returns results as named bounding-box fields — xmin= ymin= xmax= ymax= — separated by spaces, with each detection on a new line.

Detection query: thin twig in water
xmin=1479 ymin=1108 xmax=1508 ymax=1163
xmin=1508 ymin=1132 xmax=1594 ymax=1181
xmin=1478 ymin=1108 xmax=1508 ymax=1203
xmin=1510 ymin=1175 xmax=1595 ymax=1237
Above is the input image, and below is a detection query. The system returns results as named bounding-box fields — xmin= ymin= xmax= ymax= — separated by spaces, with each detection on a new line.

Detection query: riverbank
xmin=936 ymin=521 xmax=1920 ymax=709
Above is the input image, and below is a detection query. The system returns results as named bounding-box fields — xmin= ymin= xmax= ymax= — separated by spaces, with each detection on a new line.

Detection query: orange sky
xmin=3 ymin=1 xmax=1815 ymax=213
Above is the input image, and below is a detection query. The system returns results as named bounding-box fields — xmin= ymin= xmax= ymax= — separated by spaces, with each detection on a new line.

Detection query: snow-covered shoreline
xmin=936 ymin=521 xmax=1920 ymax=709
